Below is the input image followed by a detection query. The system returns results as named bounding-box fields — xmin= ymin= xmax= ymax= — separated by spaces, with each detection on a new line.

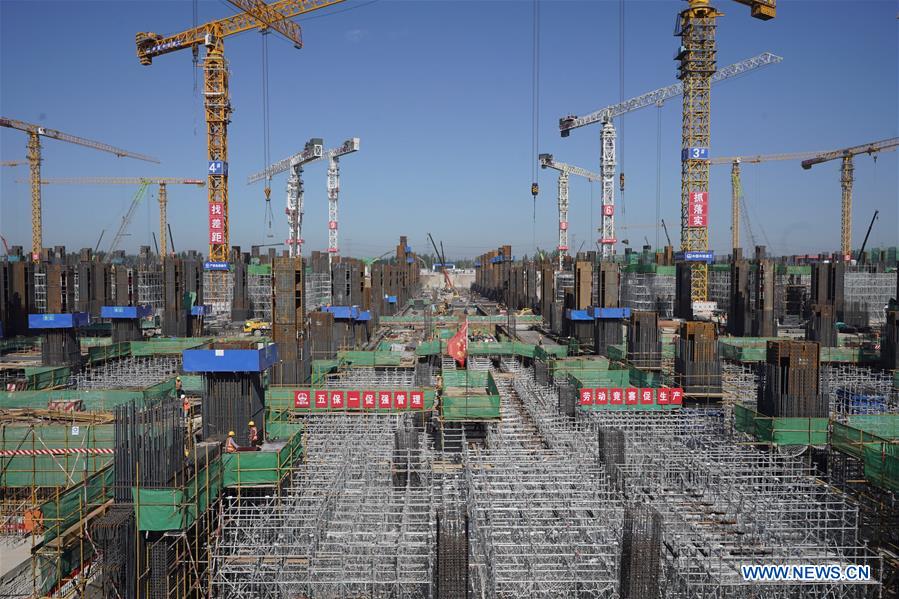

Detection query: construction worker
xmin=175 ymin=376 xmax=185 ymax=400
xmin=225 ymin=431 xmax=239 ymax=453
xmin=248 ymin=420 xmax=261 ymax=447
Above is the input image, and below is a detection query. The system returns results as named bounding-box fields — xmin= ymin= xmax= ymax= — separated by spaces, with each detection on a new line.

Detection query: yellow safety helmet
xmin=176 ymin=376 xmax=181 ymax=381
xmin=228 ymin=431 xmax=235 ymax=437
xmin=248 ymin=420 xmax=255 ymax=427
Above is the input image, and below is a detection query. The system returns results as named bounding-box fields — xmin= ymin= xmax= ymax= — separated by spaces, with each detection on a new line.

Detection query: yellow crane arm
xmin=801 ymin=137 xmax=899 ymax=169
xmin=136 ymin=0 xmax=345 ymax=64
xmin=0 ymin=117 xmax=159 ymax=163
xmin=730 ymin=0 xmax=776 ymax=19
xmin=33 ymin=177 xmax=204 ymax=186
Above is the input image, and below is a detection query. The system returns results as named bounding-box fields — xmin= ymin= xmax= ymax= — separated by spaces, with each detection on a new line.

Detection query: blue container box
xmin=592 ymin=307 xmax=631 ymax=320
xmin=28 ymin=313 xmax=90 ymax=329
xmin=566 ymin=309 xmax=594 ymax=321
xmin=100 ymin=305 xmax=154 ymax=319
xmin=324 ymin=306 xmax=360 ymax=320
xmin=182 ymin=343 xmax=278 ymax=373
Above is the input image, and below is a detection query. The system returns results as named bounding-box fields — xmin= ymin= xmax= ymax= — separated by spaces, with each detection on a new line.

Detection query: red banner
xmin=363 ymin=391 xmax=376 ymax=409
xmin=688 ymin=191 xmax=708 ymax=228
xmin=294 ymin=390 xmax=310 ymax=408
xmin=378 ymin=391 xmax=393 ymax=409
xmin=330 ymin=390 xmax=344 ymax=409
xmin=347 ymin=391 xmax=360 ymax=409
xmin=410 ymin=391 xmax=424 ymax=409
xmin=395 ymin=391 xmax=408 ymax=409
xmin=579 ymin=388 xmax=593 ymax=405
xmin=625 ymin=388 xmax=638 ymax=405
xmin=657 ymin=388 xmax=670 ymax=404
xmin=595 ymin=388 xmax=608 ymax=404
xmin=671 ymin=388 xmax=684 ymax=405
xmin=610 ymin=388 xmax=623 ymax=404
xmin=209 ymin=202 xmax=225 ymax=244
xmin=315 ymin=390 xmax=328 ymax=409
xmin=640 ymin=388 xmax=654 ymax=404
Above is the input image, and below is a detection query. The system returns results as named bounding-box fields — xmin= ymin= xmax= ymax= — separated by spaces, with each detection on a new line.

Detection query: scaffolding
xmin=708 ymin=267 xmax=731 ymax=313
xmin=136 ymin=268 xmax=164 ymax=309
xmin=71 ymin=356 xmax=180 ymax=390
xmin=511 ymin=364 xmax=882 ymax=598
xmin=845 ymin=270 xmax=895 ymax=327
xmin=203 ymin=270 xmax=234 ymax=319
xmin=305 ymin=272 xmax=332 ymax=310
xmin=621 ymin=272 xmax=675 ymax=317
xmin=247 ymin=270 xmax=273 ymax=322
xmin=212 ymin=413 xmax=434 ymax=597
xmin=823 ymin=363 xmax=898 ymax=419
xmin=33 ymin=271 xmax=47 ymax=314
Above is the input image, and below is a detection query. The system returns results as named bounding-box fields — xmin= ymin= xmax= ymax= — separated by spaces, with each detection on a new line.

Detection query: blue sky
xmin=1 ymin=0 xmax=896 ymax=260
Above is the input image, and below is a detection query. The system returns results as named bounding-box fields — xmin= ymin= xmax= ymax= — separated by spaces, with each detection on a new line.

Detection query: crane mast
xmin=801 ymin=137 xmax=898 ymax=260
xmin=675 ymin=0 xmax=775 ymax=303
xmin=538 ymin=154 xmax=602 ymax=268
xmin=249 ymin=137 xmax=359 ymax=258
xmin=0 ymin=117 xmax=158 ymax=261
xmin=32 ymin=177 xmax=204 ymax=260
xmin=136 ymin=0 xmax=346 ymax=263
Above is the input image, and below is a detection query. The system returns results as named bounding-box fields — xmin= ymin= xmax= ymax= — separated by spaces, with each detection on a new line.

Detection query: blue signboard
xmin=675 ymin=251 xmax=715 ymax=263
xmin=681 ymin=147 xmax=709 ymax=161
xmin=204 ymin=261 xmax=231 ymax=271
xmin=208 ymin=160 xmax=228 ymax=176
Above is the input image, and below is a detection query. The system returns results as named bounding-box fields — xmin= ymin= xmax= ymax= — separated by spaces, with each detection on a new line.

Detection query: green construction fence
xmin=1 ymin=423 xmax=115 ymax=487
xmin=221 ymin=421 xmax=303 ymax=487
xmin=832 ymin=414 xmax=899 ymax=493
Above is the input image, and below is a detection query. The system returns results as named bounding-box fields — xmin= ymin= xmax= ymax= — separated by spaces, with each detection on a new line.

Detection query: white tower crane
xmin=559 ymin=52 xmax=782 ymax=261
xmin=538 ymin=154 xmax=602 ymax=269
xmin=249 ymin=138 xmax=359 ymax=259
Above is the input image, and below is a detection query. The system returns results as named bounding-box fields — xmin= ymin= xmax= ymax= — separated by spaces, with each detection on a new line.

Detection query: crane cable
xmin=618 ymin=0 xmax=625 ymax=219
xmin=530 ymin=0 xmax=540 ymax=254
xmin=262 ymin=31 xmax=275 ymax=237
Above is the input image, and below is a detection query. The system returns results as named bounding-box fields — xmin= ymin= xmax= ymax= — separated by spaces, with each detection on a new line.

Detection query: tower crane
xmin=1 ymin=160 xmax=26 ymax=167
xmin=136 ymin=0 xmax=345 ymax=264
xmin=0 ymin=117 xmax=158 ymax=261
xmin=559 ymin=52 xmax=781 ymax=263
xmin=674 ymin=0 xmax=776 ymax=302
xmin=538 ymin=154 xmax=602 ymax=269
xmin=31 ymin=177 xmax=205 ymax=259
xmin=249 ymin=138 xmax=359 ymax=261
xmin=709 ymin=150 xmax=825 ymax=253
xmin=801 ymin=137 xmax=898 ymax=261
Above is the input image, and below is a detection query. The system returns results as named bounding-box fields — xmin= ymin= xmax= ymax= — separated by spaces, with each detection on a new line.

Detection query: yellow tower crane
xmin=135 ymin=0 xmax=346 ymax=264
xmin=709 ymin=151 xmax=826 ymax=254
xmin=33 ymin=177 xmax=205 ymax=260
xmin=0 ymin=117 xmax=158 ymax=261
xmin=675 ymin=0 xmax=775 ymax=303
xmin=801 ymin=137 xmax=898 ymax=261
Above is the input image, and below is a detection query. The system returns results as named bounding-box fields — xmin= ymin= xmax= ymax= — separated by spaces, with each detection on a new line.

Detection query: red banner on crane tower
xmin=688 ymin=192 xmax=708 ymax=228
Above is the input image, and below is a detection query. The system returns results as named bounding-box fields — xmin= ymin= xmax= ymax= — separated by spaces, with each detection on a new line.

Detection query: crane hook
xmin=531 ymin=182 xmax=539 ymax=198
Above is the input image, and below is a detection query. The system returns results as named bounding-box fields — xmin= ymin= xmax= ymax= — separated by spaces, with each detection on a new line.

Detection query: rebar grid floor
xmin=72 ymin=356 xmax=180 ymax=389
xmin=211 ymin=414 xmax=434 ymax=598
xmin=824 ymin=363 xmax=899 ymax=419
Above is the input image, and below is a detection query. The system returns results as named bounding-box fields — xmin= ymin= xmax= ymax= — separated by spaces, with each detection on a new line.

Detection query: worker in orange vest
xmin=224 ymin=431 xmax=239 ymax=453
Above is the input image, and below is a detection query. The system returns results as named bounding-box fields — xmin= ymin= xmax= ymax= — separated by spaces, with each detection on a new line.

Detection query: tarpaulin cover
xmin=441 ymin=395 xmax=501 ymax=421
xmin=23 ymin=365 xmax=71 ymax=390
xmin=338 ymin=350 xmax=403 ymax=367
xmin=734 ymin=405 xmax=828 ymax=445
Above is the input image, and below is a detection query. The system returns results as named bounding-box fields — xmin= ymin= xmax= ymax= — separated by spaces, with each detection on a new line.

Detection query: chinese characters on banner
xmin=688 ymin=191 xmax=708 ymax=228
xmin=209 ymin=202 xmax=225 ymax=244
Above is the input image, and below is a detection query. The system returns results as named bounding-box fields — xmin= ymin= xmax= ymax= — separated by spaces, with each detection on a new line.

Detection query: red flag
xmin=447 ymin=320 xmax=468 ymax=366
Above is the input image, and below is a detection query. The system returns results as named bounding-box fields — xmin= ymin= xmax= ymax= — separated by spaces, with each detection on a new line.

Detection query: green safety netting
xmin=40 ymin=465 xmax=114 ymax=543
xmin=338 ymin=351 xmax=404 ymax=367
xmin=1 ymin=424 xmax=115 ymax=487
xmin=566 ymin=369 xmax=630 ymax=389
xmin=720 ymin=338 xmax=879 ymax=364
xmin=133 ymin=449 xmax=223 ymax=532
xmin=0 ymin=379 xmax=176 ymax=412
xmin=441 ymin=395 xmax=500 ymax=421
xmin=732 ymin=404 xmax=828 ymax=445
xmin=23 ymin=365 xmax=71 ymax=390
xmin=130 ymin=338 xmax=211 ymax=356
xmin=832 ymin=415 xmax=899 ymax=492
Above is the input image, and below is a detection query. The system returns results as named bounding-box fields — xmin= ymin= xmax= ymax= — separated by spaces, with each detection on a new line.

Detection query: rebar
xmin=72 ymin=356 xmax=180 ymax=390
